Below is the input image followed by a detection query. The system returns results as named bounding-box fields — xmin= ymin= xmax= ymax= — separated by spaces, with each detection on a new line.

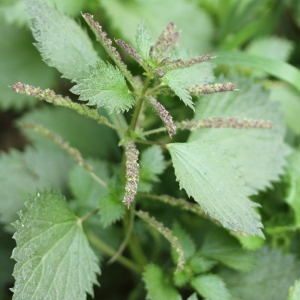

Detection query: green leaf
xmin=285 ymin=150 xmax=300 ymax=227
xmin=172 ymin=222 xmax=196 ymax=261
xmin=191 ymin=274 xmax=232 ymax=300
xmin=0 ymin=21 xmax=56 ymax=110
xmin=288 ymin=279 xmax=300 ymax=300
xmin=214 ymin=51 xmax=300 ymax=94
xmin=173 ymin=268 xmax=192 ymax=288
xmin=25 ymin=0 xmax=98 ymax=80
xmin=189 ymin=75 xmax=289 ymax=194
xmin=188 ymin=256 xmax=217 ymax=274
xmin=167 ymin=140 xmax=264 ymax=237
xmin=100 ymin=0 xmax=214 ymax=54
xmin=19 ymin=106 xmax=120 ymax=159
xmin=138 ymin=146 xmax=166 ymax=193
xmin=0 ymin=147 xmax=73 ymax=228
xmin=135 ymin=19 xmax=152 ymax=62
xmin=221 ymin=247 xmax=300 ymax=300
xmin=162 ymin=71 xmax=194 ymax=110
xmin=71 ymin=61 xmax=135 ymax=113
xmin=246 ymin=36 xmax=294 ymax=62
xmin=12 ymin=190 xmax=100 ymax=299
xmin=231 ymin=233 xmax=265 ymax=250
xmin=69 ymin=159 xmax=109 ymax=210
xmin=143 ymin=264 xmax=182 ymax=300
xmin=200 ymin=228 xmax=255 ymax=271
xmin=98 ymin=178 xmax=125 ymax=227
xmin=268 ymin=84 xmax=300 ymax=135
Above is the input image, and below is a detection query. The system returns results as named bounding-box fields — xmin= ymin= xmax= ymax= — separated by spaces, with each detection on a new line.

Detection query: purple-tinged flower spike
xmin=178 ymin=117 xmax=273 ymax=131
xmin=82 ymin=13 xmax=139 ymax=90
xmin=115 ymin=39 xmax=145 ymax=67
xmin=150 ymin=22 xmax=179 ymax=62
xmin=148 ymin=96 xmax=176 ymax=137
xmin=186 ymin=82 xmax=236 ymax=95
xmin=155 ymin=54 xmax=213 ymax=75
xmin=123 ymin=141 xmax=140 ymax=207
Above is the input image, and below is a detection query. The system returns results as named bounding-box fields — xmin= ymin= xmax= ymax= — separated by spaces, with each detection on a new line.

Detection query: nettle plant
xmin=8 ymin=0 xmax=289 ymax=299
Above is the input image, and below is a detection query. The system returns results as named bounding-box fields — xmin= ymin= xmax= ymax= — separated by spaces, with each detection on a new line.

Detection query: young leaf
xmin=135 ymin=20 xmax=152 ymax=63
xmin=285 ymin=150 xmax=300 ymax=227
xmin=288 ymin=279 xmax=300 ymax=300
xmin=220 ymin=247 xmax=300 ymax=300
xmin=143 ymin=264 xmax=182 ymax=300
xmin=191 ymin=274 xmax=232 ymax=300
xmin=200 ymin=228 xmax=255 ymax=271
xmin=12 ymin=190 xmax=100 ymax=299
xmin=188 ymin=256 xmax=217 ymax=274
xmin=0 ymin=147 xmax=73 ymax=227
xmin=71 ymin=61 xmax=135 ymax=113
xmin=189 ymin=75 xmax=289 ymax=194
xmin=25 ymin=0 xmax=98 ymax=80
xmin=167 ymin=140 xmax=264 ymax=237
xmin=138 ymin=145 xmax=166 ymax=193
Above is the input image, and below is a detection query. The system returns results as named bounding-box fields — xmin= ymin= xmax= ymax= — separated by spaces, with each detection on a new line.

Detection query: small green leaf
xmin=173 ymin=268 xmax=192 ymax=287
xmin=99 ymin=178 xmax=125 ymax=227
xmin=71 ymin=61 xmax=135 ymax=113
xmin=138 ymin=146 xmax=166 ymax=193
xmin=172 ymin=222 xmax=196 ymax=261
xmin=135 ymin=20 xmax=152 ymax=63
xmin=25 ymin=0 xmax=98 ymax=80
xmin=288 ymin=279 xmax=300 ymax=300
xmin=167 ymin=141 xmax=264 ymax=237
xmin=12 ymin=190 xmax=100 ymax=299
xmin=189 ymin=75 xmax=289 ymax=194
xmin=162 ymin=71 xmax=194 ymax=110
xmin=221 ymin=247 xmax=300 ymax=300
xmin=191 ymin=274 xmax=232 ymax=300
xmin=188 ymin=256 xmax=217 ymax=274
xmin=143 ymin=264 xmax=182 ymax=300
xmin=285 ymin=150 xmax=300 ymax=227
xmin=69 ymin=159 xmax=109 ymax=209
xmin=231 ymin=233 xmax=265 ymax=250
xmin=200 ymin=228 xmax=255 ymax=271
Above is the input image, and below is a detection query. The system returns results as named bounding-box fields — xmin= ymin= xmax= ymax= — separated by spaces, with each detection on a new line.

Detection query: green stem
xmin=86 ymin=230 xmax=143 ymax=274
xmin=79 ymin=208 xmax=99 ymax=223
xmin=133 ymin=138 xmax=166 ymax=147
xmin=142 ymin=127 xmax=167 ymax=136
xmin=129 ymin=76 xmax=152 ymax=131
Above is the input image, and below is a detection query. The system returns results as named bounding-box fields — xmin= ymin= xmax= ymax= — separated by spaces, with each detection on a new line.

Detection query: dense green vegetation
xmin=1 ymin=0 xmax=300 ymax=299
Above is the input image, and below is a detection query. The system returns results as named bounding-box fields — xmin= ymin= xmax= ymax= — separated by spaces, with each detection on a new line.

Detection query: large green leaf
xmin=25 ymin=0 xmax=98 ymax=80
xmin=189 ymin=76 xmax=289 ymax=194
xmin=0 ymin=147 xmax=73 ymax=227
xmin=100 ymin=0 xmax=214 ymax=54
xmin=220 ymin=247 xmax=300 ymax=300
xmin=12 ymin=190 xmax=100 ymax=299
xmin=71 ymin=61 xmax=135 ymax=113
xmin=285 ymin=150 xmax=300 ymax=227
xmin=143 ymin=264 xmax=182 ymax=300
xmin=191 ymin=274 xmax=232 ymax=300
xmin=167 ymin=140 xmax=263 ymax=237
xmin=0 ymin=22 xmax=56 ymax=110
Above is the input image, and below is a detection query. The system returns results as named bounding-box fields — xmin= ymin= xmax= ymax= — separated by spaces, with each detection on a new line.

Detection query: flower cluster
xmin=186 ymin=82 xmax=236 ymax=95
xmin=123 ymin=141 xmax=139 ymax=207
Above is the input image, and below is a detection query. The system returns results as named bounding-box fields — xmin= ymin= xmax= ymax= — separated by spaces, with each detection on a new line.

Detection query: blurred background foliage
xmin=1 ymin=0 xmax=300 ymax=299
